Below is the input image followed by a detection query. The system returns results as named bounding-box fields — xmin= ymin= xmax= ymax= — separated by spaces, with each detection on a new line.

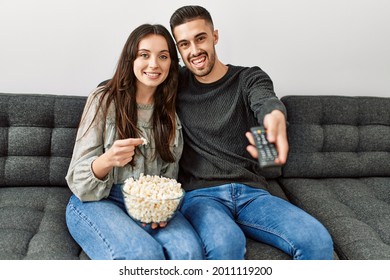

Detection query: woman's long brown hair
xmin=86 ymin=24 xmax=179 ymax=164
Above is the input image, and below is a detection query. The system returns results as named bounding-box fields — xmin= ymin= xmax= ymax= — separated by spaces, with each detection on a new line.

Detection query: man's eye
xmin=178 ymin=42 xmax=188 ymax=48
xmin=197 ymin=36 xmax=206 ymax=42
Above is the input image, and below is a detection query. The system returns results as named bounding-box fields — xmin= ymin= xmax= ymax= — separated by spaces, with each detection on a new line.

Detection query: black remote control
xmin=250 ymin=126 xmax=280 ymax=168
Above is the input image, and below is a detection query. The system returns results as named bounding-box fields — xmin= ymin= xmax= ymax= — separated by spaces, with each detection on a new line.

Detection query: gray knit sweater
xmin=176 ymin=64 xmax=286 ymax=191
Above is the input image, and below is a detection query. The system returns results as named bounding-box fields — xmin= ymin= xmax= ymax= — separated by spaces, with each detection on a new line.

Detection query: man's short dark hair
xmin=169 ymin=5 xmax=214 ymax=33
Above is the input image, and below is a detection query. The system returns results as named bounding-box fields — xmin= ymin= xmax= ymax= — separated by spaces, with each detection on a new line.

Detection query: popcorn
xmin=140 ymin=137 xmax=148 ymax=145
xmin=122 ymin=174 xmax=184 ymax=223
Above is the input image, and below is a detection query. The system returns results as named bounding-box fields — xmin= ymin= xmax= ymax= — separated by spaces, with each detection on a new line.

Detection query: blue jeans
xmin=180 ymin=184 xmax=334 ymax=260
xmin=66 ymin=184 xmax=204 ymax=260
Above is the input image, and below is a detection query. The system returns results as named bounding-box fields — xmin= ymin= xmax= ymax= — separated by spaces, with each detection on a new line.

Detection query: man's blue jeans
xmin=180 ymin=184 xmax=334 ymax=260
xmin=66 ymin=184 xmax=204 ymax=260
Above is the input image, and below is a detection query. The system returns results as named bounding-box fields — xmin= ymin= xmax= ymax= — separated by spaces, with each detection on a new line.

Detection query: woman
xmin=65 ymin=24 xmax=204 ymax=260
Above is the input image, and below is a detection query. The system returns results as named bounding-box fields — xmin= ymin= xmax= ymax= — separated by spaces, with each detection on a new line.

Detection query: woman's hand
xmin=106 ymin=138 xmax=145 ymax=167
xmin=143 ymin=222 xmax=168 ymax=229
xmin=92 ymin=138 xmax=144 ymax=180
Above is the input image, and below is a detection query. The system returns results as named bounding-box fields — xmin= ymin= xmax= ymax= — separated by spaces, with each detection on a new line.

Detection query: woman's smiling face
xmin=133 ymin=34 xmax=171 ymax=91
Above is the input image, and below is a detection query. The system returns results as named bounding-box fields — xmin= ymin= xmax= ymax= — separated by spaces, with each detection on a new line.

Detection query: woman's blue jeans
xmin=180 ymin=184 xmax=334 ymax=260
xmin=66 ymin=184 xmax=204 ymax=260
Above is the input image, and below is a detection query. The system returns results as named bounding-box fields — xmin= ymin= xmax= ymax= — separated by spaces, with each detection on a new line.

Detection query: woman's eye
xmin=140 ymin=53 xmax=149 ymax=58
xmin=160 ymin=55 xmax=169 ymax=60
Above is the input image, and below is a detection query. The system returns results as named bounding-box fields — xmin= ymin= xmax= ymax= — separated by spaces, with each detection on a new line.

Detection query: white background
xmin=1 ymin=0 xmax=389 ymax=98
xmin=1 ymin=260 xmax=387 ymax=279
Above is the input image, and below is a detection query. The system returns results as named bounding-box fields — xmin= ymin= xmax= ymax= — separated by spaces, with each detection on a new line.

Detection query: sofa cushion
xmin=0 ymin=93 xmax=87 ymax=187
xmin=279 ymin=177 xmax=390 ymax=259
xmin=0 ymin=186 xmax=84 ymax=259
xmin=0 ymin=93 xmax=87 ymax=260
xmin=281 ymin=96 xmax=390 ymax=178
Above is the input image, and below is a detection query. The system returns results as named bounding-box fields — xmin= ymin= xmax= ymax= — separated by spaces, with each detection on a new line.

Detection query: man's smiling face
xmin=173 ymin=19 xmax=219 ymax=80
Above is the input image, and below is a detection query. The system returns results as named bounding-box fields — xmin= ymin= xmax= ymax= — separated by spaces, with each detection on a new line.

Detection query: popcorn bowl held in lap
xmin=122 ymin=174 xmax=185 ymax=224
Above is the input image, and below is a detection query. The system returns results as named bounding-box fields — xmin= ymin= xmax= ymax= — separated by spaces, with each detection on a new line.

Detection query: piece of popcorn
xmin=140 ymin=137 xmax=148 ymax=145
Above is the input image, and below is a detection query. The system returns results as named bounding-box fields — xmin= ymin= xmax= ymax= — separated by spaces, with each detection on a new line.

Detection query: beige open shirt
xmin=65 ymin=88 xmax=183 ymax=201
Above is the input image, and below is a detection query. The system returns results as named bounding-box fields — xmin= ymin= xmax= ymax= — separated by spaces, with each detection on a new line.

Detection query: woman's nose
xmin=148 ymin=56 xmax=158 ymax=68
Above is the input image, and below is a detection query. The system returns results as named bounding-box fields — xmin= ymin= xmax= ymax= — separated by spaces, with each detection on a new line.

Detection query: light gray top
xmin=66 ymin=88 xmax=183 ymax=201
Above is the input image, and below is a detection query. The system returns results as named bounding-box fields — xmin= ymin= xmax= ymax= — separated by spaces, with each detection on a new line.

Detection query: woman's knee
xmin=156 ymin=212 xmax=205 ymax=259
xmin=115 ymin=240 xmax=165 ymax=260
xmin=66 ymin=195 xmax=167 ymax=260
xmin=166 ymin=237 xmax=205 ymax=260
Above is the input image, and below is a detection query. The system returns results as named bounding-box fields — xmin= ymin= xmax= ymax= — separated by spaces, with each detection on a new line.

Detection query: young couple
xmin=65 ymin=5 xmax=333 ymax=260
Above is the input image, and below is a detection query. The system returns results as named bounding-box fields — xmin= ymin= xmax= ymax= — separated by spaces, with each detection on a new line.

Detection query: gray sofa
xmin=0 ymin=93 xmax=389 ymax=260
xmin=279 ymin=95 xmax=390 ymax=260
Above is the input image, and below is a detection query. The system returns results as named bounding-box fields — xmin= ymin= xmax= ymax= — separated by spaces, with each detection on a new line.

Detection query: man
xmin=169 ymin=5 xmax=333 ymax=259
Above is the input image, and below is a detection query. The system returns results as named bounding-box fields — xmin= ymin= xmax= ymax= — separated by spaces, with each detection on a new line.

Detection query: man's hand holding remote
xmin=246 ymin=110 xmax=289 ymax=165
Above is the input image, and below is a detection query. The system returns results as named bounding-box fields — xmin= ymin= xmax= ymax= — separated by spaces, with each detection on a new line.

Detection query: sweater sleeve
xmin=245 ymin=67 xmax=287 ymax=125
xmin=65 ymin=89 xmax=114 ymax=201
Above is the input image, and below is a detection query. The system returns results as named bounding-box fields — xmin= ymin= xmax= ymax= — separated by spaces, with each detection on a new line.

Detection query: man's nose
xmin=189 ymin=43 xmax=201 ymax=56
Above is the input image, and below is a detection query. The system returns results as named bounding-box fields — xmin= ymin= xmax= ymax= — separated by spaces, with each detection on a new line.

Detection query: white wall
xmin=1 ymin=0 xmax=389 ymax=98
